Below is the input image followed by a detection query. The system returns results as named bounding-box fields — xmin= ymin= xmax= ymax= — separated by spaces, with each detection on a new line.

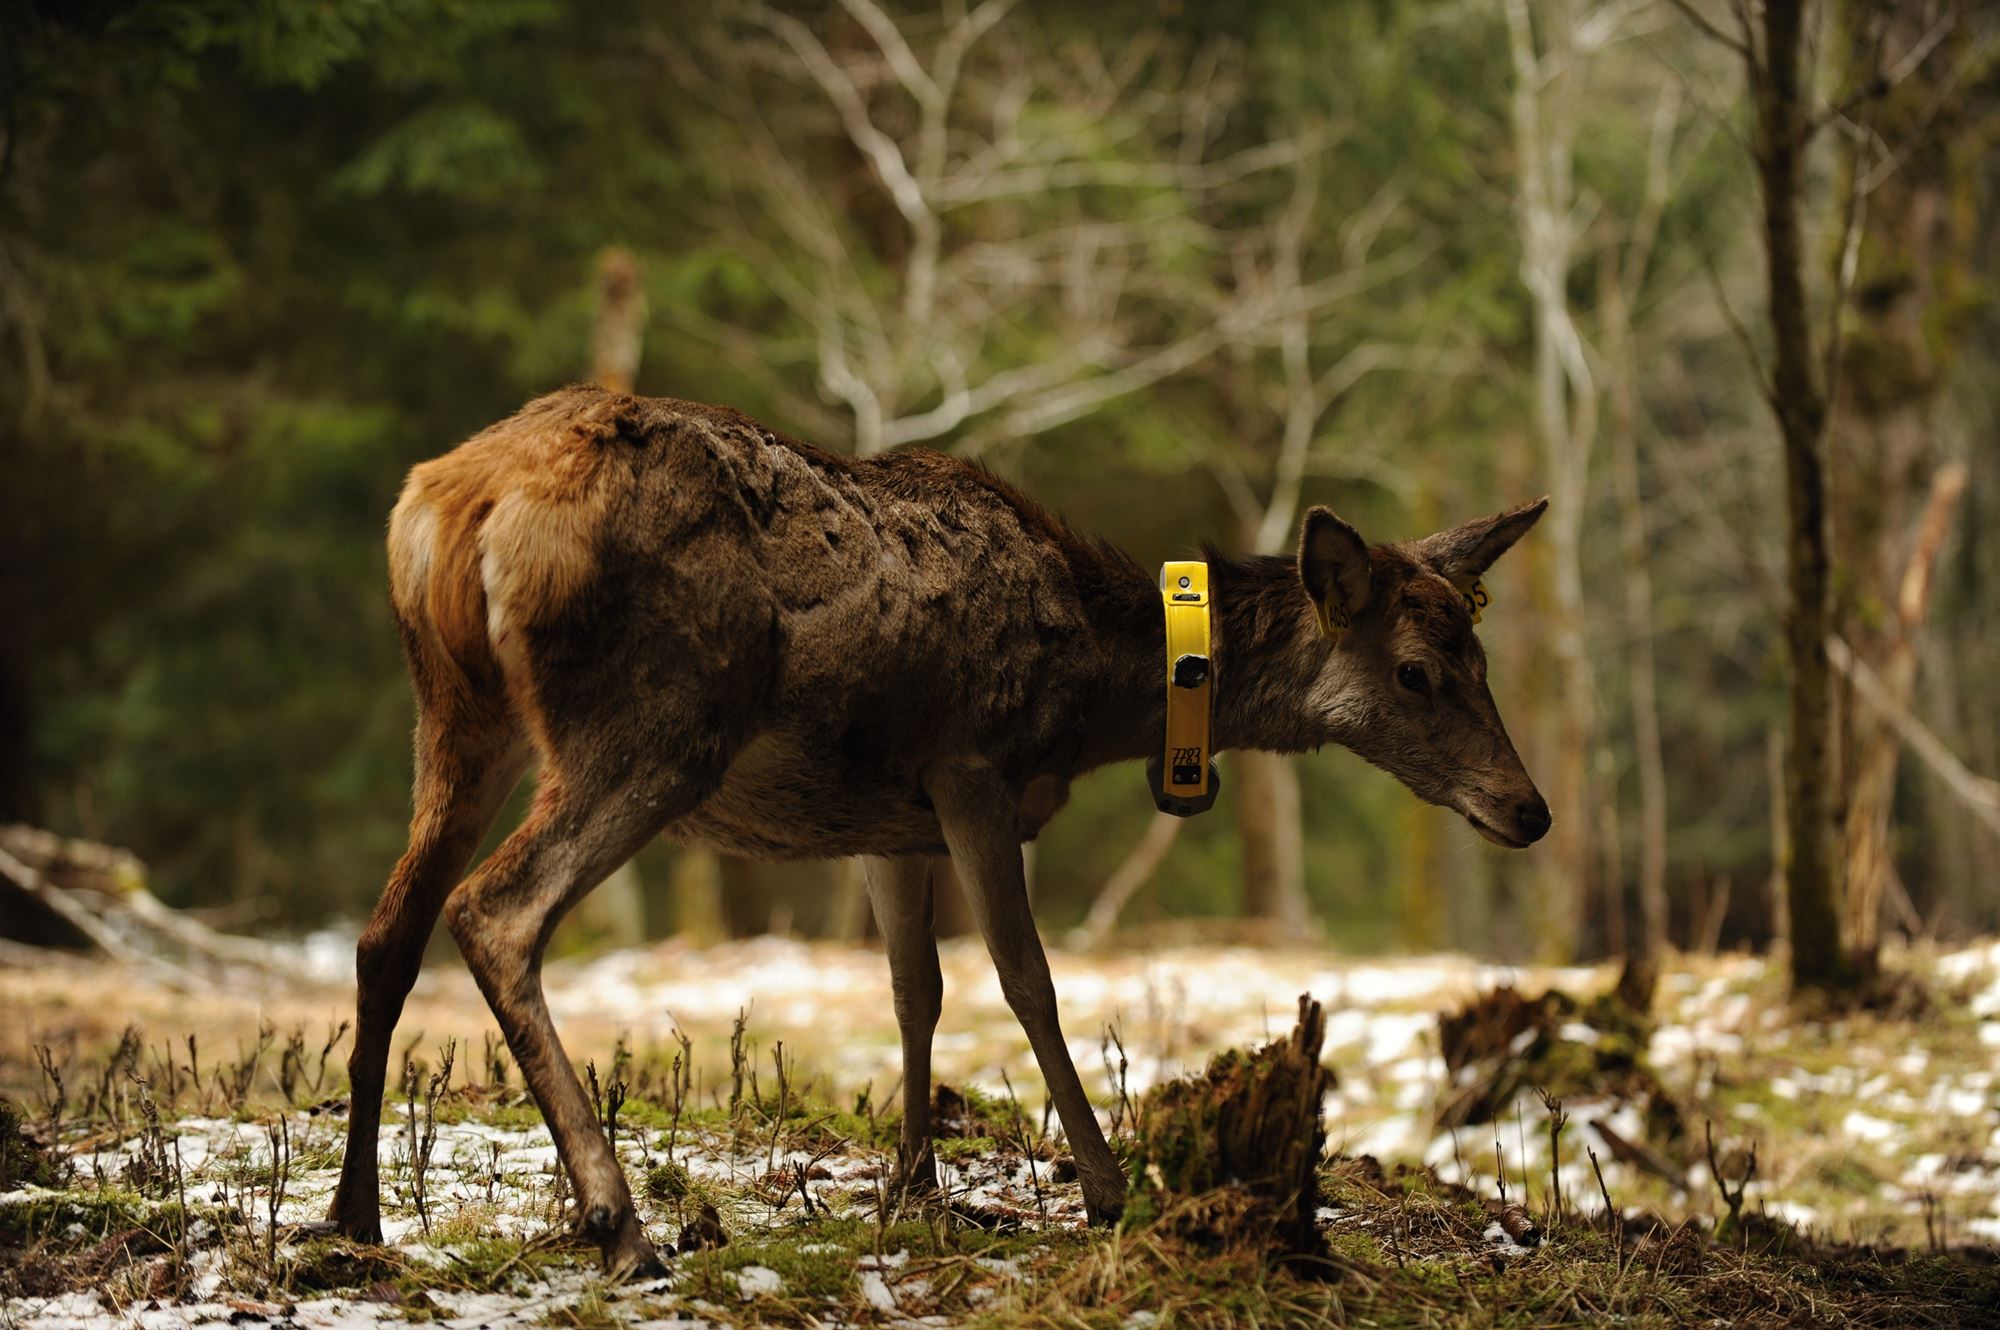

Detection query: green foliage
xmin=2 ymin=0 xmax=711 ymax=912
xmin=3 ymin=0 xmax=1994 ymax=954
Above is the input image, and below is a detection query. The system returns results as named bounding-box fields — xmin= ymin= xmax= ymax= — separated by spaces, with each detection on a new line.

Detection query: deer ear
xmin=1299 ymin=506 xmax=1371 ymax=640
xmin=1414 ymin=497 xmax=1548 ymax=588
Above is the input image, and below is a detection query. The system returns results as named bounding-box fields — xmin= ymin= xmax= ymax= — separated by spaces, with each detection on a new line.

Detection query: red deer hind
xmin=328 ymin=384 xmax=1549 ymax=1275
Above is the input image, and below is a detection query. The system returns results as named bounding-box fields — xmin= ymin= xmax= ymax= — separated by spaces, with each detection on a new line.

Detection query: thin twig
xmin=1667 ymin=0 xmax=1751 ymax=58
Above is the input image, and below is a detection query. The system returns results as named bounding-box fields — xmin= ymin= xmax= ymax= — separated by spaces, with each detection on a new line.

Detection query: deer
xmin=325 ymin=383 xmax=1550 ymax=1276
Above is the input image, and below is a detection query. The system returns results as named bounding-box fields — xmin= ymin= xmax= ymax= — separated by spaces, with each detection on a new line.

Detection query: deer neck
xmin=1074 ymin=551 xmax=1328 ymax=773
xmin=1207 ymin=554 xmax=1330 ymax=756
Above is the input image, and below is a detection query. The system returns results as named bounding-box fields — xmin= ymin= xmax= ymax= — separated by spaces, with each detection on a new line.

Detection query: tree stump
xmin=1136 ymin=993 xmax=1331 ymax=1266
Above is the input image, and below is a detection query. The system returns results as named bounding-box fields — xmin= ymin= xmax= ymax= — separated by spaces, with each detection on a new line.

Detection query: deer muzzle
xmin=1461 ymin=791 xmax=1552 ymax=849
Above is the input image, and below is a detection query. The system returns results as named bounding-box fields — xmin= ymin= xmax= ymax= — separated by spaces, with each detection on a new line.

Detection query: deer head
xmin=1299 ymin=498 xmax=1551 ymax=848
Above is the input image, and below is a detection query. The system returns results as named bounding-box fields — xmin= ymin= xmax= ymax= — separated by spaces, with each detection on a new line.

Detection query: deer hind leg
xmin=442 ymin=764 xmax=710 ymax=1278
xmin=863 ymin=854 xmax=944 ymax=1202
xmin=927 ymin=762 xmax=1128 ymax=1224
xmin=330 ymin=710 xmax=527 ymax=1242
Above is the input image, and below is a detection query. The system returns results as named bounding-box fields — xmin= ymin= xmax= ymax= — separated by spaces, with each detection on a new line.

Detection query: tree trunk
xmin=567 ymin=858 xmax=648 ymax=951
xmin=1234 ymin=748 xmax=1312 ymax=934
xmin=1236 ymin=497 xmax=1313 ymax=933
xmin=670 ymin=846 xmax=727 ymax=946
xmin=1753 ymin=0 xmax=1848 ymax=991
xmin=931 ymin=856 xmax=977 ymax=939
xmin=590 ymin=247 xmax=646 ymax=393
xmin=1841 ymin=467 xmax=1967 ymax=955
xmin=1766 ymin=728 xmax=1791 ymax=959
xmin=1919 ymin=644 xmax=1980 ymax=935
xmin=1504 ymin=0 xmax=1597 ymax=960
xmin=588 ymin=241 xmax=684 ymax=944
xmin=828 ymin=857 xmax=874 ymax=942
xmin=1398 ymin=799 xmax=1442 ymax=950
xmin=1603 ymin=249 xmax=1669 ymax=1008
xmin=1076 ymin=813 xmax=1184 ymax=947
xmin=0 ymin=659 xmax=33 ymax=822
xmin=1828 ymin=0 xmax=1982 ymax=964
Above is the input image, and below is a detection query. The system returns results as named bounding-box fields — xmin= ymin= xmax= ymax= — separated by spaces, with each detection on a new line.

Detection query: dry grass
xmin=2 ymin=939 xmax=1999 ymax=1326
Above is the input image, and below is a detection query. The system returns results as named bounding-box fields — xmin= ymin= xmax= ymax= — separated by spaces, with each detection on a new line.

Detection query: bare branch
xmin=882 ymin=355 xmax=1089 ymax=448
xmin=0 ymin=842 xmax=205 ymax=988
xmin=933 ymin=131 xmax=1328 ymax=210
xmin=1821 ymin=148 xmax=1870 ymax=405
xmin=1829 ymin=636 xmax=2000 ymax=843
xmin=1699 ymin=247 xmax=1775 ymax=406
xmin=967 ymin=323 xmax=1231 ymax=448
xmin=1070 ymin=813 xmax=1184 ymax=948
xmin=1620 ymin=79 xmax=1684 ymax=299
xmin=1576 ymin=0 xmax=1671 ymax=52
xmin=1199 ymin=443 xmax=1269 ymax=535
xmin=837 ymin=0 xmax=942 ymax=108
xmin=1666 ymin=0 xmax=1751 ymax=59
xmin=1809 ymin=5 xmax=1956 ymax=138
xmin=746 ymin=4 xmax=931 ymax=229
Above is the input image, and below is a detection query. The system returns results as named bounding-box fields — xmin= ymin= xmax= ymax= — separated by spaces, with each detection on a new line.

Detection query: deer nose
xmin=1514 ymin=796 xmax=1552 ymax=844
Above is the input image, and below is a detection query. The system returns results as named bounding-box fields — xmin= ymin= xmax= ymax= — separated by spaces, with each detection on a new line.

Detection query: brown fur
xmin=389 ymin=386 xmax=1174 ymax=858
xmin=332 ymin=383 xmax=1549 ymax=1273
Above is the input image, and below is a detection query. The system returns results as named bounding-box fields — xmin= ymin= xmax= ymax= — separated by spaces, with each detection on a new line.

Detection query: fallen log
xmin=0 ymin=824 xmax=301 ymax=987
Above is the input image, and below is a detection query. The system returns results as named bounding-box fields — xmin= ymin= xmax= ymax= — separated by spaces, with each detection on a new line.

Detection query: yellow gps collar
xmin=1147 ymin=561 xmax=1221 ymax=817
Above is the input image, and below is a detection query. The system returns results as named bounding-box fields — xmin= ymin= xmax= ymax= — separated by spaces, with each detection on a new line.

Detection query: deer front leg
xmin=926 ymin=760 xmax=1127 ymax=1225
xmin=862 ymin=854 xmax=944 ymax=1202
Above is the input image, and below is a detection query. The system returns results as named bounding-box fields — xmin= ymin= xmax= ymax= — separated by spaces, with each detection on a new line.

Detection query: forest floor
xmin=3 ymin=935 xmax=1999 ymax=1327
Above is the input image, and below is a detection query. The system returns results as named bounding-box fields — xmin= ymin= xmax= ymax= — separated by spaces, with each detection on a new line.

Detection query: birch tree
xmin=1198 ymin=157 xmax=1444 ymax=931
xmin=1500 ymin=0 xmax=1648 ymax=959
xmin=1601 ymin=86 xmax=1683 ymax=1007
xmin=658 ymin=2 xmax=1328 ymax=459
xmin=1071 ymin=140 xmax=1450 ymax=939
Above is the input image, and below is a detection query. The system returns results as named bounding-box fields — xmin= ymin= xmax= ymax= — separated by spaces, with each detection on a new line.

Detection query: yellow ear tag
xmin=1315 ymin=596 xmax=1350 ymax=643
xmin=1462 ymin=579 xmax=1489 ymax=624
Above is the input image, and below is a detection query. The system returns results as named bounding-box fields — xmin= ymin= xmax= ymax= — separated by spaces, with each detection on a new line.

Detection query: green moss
xmin=601 ymin=1097 xmax=676 ymax=1131
xmin=645 ymin=1159 xmax=694 ymax=1201
xmin=1324 ymin=1226 xmax=1389 ymax=1265
xmin=0 ymin=1186 xmax=198 ymax=1247
xmin=479 ymin=1100 xmax=547 ymax=1132
xmin=281 ymin=1237 xmax=408 ymax=1294
xmin=543 ymin=1280 xmax=622 ymax=1330
xmin=800 ymin=1106 xmax=900 ymax=1153
xmin=0 ymin=1098 xmax=58 ymax=1190
xmin=935 ymin=1135 xmax=999 ymax=1163
xmin=708 ymin=1234 xmax=861 ymax=1301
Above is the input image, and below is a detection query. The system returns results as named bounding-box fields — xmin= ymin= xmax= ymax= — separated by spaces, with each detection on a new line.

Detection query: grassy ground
xmin=3 ymin=937 xmax=1999 ymax=1327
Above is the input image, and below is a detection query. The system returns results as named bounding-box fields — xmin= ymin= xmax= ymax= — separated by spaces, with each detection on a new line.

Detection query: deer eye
xmin=1396 ymin=663 xmax=1429 ymax=694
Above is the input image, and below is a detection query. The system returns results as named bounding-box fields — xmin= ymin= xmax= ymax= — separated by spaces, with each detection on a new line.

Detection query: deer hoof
xmin=327 ymin=1205 xmax=383 ymax=1245
xmin=591 ymin=1207 xmax=667 ymax=1281
xmin=1082 ymin=1179 xmax=1128 ymax=1227
xmin=607 ymin=1241 xmax=670 ymax=1283
xmin=891 ymin=1159 xmax=940 ymax=1199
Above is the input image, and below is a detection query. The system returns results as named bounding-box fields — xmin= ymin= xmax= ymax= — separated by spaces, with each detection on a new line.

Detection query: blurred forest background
xmin=3 ymin=0 xmax=1997 ymax=969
